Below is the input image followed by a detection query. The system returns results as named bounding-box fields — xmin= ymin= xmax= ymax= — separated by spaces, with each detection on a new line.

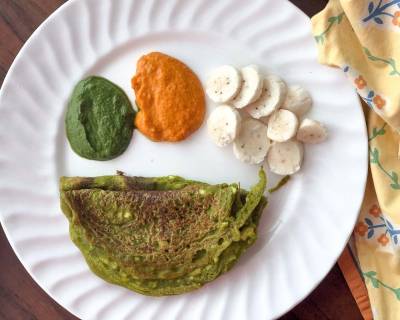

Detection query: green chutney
xmin=66 ymin=76 xmax=135 ymax=161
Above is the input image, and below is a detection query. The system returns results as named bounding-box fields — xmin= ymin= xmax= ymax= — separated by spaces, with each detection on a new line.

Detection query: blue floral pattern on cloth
xmin=355 ymin=204 xmax=400 ymax=247
xmin=363 ymin=0 xmax=400 ymax=30
xmin=343 ymin=65 xmax=388 ymax=112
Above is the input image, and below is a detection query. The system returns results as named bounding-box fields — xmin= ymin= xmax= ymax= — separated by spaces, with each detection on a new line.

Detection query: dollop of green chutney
xmin=66 ymin=76 xmax=135 ymax=160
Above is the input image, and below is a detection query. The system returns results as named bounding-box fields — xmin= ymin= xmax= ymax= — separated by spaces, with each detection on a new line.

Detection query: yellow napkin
xmin=312 ymin=1 xmax=400 ymax=319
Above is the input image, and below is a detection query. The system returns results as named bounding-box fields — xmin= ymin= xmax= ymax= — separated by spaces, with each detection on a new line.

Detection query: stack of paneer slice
xmin=206 ymin=64 xmax=327 ymax=175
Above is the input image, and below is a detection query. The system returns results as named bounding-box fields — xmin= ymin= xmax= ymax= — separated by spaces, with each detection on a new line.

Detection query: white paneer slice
xmin=281 ymin=85 xmax=312 ymax=117
xmin=267 ymin=109 xmax=299 ymax=142
xmin=206 ymin=65 xmax=242 ymax=103
xmin=207 ymin=105 xmax=241 ymax=147
xmin=233 ymin=118 xmax=271 ymax=164
xmin=296 ymin=119 xmax=327 ymax=144
xmin=267 ymin=140 xmax=304 ymax=175
xmin=246 ymin=75 xmax=287 ymax=119
xmin=232 ymin=65 xmax=263 ymax=109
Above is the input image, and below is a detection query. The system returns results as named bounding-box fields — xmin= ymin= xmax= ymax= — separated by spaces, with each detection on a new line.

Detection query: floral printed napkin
xmin=312 ymin=1 xmax=400 ymax=319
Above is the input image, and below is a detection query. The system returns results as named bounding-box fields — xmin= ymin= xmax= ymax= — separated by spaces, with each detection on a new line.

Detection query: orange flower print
xmin=369 ymin=204 xmax=381 ymax=218
xmin=354 ymin=75 xmax=367 ymax=89
xmin=378 ymin=234 xmax=390 ymax=246
xmin=393 ymin=11 xmax=400 ymax=27
xmin=355 ymin=221 xmax=368 ymax=237
xmin=373 ymin=95 xmax=386 ymax=109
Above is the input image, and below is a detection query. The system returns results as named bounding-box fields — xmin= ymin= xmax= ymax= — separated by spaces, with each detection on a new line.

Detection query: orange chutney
xmin=131 ymin=52 xmax=205 ymax=142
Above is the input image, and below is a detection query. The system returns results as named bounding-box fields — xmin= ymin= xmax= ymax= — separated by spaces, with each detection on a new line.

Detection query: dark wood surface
xmin=0 ymin=1 xmax=363 ymax=319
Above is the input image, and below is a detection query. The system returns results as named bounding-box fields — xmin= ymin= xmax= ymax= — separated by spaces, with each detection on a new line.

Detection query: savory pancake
xmin=60 ymin=170 xmax=267 ymax=296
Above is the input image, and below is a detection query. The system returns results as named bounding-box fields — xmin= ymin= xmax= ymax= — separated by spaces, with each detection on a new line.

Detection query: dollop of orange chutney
xmin=131 ymin=52 xmax=205 ymax=142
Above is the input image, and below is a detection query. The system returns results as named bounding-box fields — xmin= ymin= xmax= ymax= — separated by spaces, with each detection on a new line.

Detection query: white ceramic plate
xmin=0 ymin=0 xmax=367 ymax=319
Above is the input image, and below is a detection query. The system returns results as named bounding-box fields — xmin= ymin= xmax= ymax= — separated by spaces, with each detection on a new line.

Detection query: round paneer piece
xmin=281 ymin=85 xmax=312 ymax=117
xmin=207 ymin=105 xmax=241 ymax=147
xmin=233 ymin=119 xmax=271 ymax=164
xmin=246 ymin=75 xmax=287 ymax=119
xmin=296 ymin=118 xmax=327 ymax=144
xmin=267 ymin=109 xmax=299 ymax=142
xmin=267 ymin=140 xmax=304 ymax=175
xmin=206 ymin=65 xmax=242 ymax=103
xmin=232 ymin=65 xmax=263 ymax=109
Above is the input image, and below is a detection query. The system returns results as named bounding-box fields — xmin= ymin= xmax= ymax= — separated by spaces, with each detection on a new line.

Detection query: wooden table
xmin=0 ymin=1 xmax=363 ymax=319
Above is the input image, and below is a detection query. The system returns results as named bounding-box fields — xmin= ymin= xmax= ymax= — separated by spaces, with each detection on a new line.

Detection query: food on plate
xmin=65 ymin=76 xmax=135 ymax=161
xmin=60 ymin=169 xmax=267 ymax=296
xmin=207 ymin=105 xmax=241 ymax=147
xmin=268 ymin=175 xmax=290 ymax=193
xmin=232 ymin=65 xmax=263 ymax=109
xmin=206 ymin=65 xmax=242 ymax=103
xmin=205 ymin=63 xmax=327 ymax=175
xmin=267 ymin=109 xmax=299 ymax=142
xmin=233 ymin=119 xmax=271 ymax=164
xmin=267 ymin=140 xmax=304 ymax=175
xmin=245 ymin=75 xmax=287 ymax=119
xmin=281 ymin=85 xmax=312 ymax=117
xmin=296 ymin=118 xmax=328 ymax=144
xmin=132 ymin=52 xmax=205 ymax=142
